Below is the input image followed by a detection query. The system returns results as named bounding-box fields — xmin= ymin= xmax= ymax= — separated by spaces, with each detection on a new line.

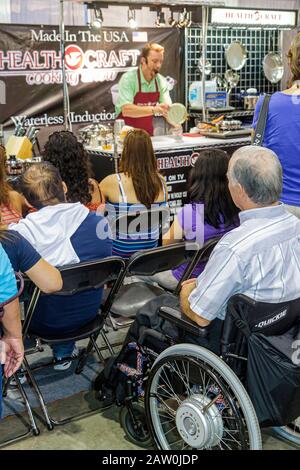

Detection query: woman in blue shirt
xmin=0 ymin=244 xmax=22 ymax=417
xmin=253 ymin=33 xmax=300 ymax=216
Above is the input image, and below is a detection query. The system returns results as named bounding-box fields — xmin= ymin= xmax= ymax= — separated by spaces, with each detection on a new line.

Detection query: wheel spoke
xmin=168 ymin=359 xmax=191 ymax=395
xmin=158 ymin=364 xmax=183 ymax=404
xmin=147 ymin=353 xmax=256 ymax=450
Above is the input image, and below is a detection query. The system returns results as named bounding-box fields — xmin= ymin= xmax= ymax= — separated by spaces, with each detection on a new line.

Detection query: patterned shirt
xmin=189 ymin=203 xmax=300 ymax=321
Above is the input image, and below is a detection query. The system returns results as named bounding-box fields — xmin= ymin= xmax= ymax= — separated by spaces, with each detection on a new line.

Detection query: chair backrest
xmin=123 ymin=241 xmax=200 ymax=278
xmin=173 ymin=236 xmax=222 ymax=295
xmin=22 ymin=256 xmax=126 ymax=337
xmin=221 ymin=293 xmax=300 ymax=359
xmin=56 ymin=256 xmax=126 ymax=296
xmin=110 ymin=205 xmax=171 ymax=241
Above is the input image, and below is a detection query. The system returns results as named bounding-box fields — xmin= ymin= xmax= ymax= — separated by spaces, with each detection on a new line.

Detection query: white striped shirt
xmin=189 ymin=203 xmax=300 ymax=321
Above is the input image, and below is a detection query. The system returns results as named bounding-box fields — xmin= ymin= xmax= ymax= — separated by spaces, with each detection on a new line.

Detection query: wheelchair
xmin=100 ymin=293 xmax=300 ymax=450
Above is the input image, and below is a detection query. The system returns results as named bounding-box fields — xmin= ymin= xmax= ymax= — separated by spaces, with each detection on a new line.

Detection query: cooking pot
xmin=243 ymin=96 xmax=259 ymax=110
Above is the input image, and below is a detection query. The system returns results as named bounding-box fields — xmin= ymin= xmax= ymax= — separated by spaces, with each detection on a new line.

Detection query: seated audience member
xmin=179 ymin=145 xmax=300 ymax=350
xmin=0 ymin=245 xmax=24 ymax=417
xmin=144 ymin=149 xmax=239 ymax=290
xmin=99 ymin=129 xmax=168 ymax=258
xmin=0 ymin=230 xmax=62 ymax=294
xmin=105 ymin=146 xmax=300 ymax=362
xmin=9 ymin=163 xmax=112 ymax=369
xmin=43 ymin=131 xmax=103 ymax=211
xmin=0 ymin=144 xmax=24 ymax=224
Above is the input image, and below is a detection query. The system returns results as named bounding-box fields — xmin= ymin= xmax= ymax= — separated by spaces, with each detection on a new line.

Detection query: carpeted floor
xmin=2 ymin=328 xmax=126 ymax=419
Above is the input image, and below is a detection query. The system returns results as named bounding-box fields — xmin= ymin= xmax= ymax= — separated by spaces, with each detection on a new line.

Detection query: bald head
xmin=228 ymin=146 xmax=282 ymax=206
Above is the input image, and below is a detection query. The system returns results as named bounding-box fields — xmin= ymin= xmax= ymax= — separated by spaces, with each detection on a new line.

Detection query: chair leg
xmin=91 ymin=336 xmax=105 ymax=363
xmin=100 ymin=330 xmax=115 ymax=356
xmin=75 ymin=339 xmax=95 ymax=374
xmin=108 ymin=313 xmax=118 ymax=331
xmin=22 ymin=357 xmax=54 ymax=431
xmin=0 ymin=373 xmax=40 ymax=448
xmin=2 ymin=376 xmax=10 ymax=398
xmin=13 ymin=373 xmax=40 ymax=437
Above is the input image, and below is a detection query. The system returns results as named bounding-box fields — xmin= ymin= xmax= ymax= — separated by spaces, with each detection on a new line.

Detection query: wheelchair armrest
xmin=158 ymin=306 xmax=208 ymax=338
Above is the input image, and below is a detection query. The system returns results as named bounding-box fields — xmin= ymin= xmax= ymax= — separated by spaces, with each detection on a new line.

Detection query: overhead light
xmin=155 ymin=9 xmax=166 ymax=27
xmin=168 ymin=11 xmax=176 ymax=27
xmin=92 ymin=7 xmax=103 ymax=29
xmin=128 ymin=8 xmax=137 ymax=29
xmin=184 ymin=11 xmax=192 ymax=28
xmin=178 ymin=9 xmax=192 ymax=28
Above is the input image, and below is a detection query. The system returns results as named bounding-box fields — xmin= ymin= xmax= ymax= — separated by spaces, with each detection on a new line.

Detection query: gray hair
xmin=228 ymin=146 xmax=282 ymax=205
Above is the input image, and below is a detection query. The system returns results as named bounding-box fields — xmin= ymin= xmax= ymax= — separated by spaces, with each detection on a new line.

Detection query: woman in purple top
xmin=153 ymin=149 xmax=239 ymax=290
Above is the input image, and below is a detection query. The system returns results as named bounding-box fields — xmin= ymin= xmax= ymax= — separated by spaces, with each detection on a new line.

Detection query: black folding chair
xmin=108 ymin=241 xmax=201 ymax=329
xmin=20 ymin=256 xmax=126 ymax=429
xmin=109 ymin=205 xmax=171 ymax=248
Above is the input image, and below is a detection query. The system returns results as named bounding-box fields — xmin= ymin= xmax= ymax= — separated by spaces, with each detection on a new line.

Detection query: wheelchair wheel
xmin=273 ymin=417 xmax=300 ymax=446
xmin=119 ymin=403 xmax=153 ymax=448
xmin=145 ymin=344 xmax=262 ymax=450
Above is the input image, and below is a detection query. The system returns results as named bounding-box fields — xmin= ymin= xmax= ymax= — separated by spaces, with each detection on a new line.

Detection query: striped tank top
xmin=106 ymin=174 xmax=168 ymax=258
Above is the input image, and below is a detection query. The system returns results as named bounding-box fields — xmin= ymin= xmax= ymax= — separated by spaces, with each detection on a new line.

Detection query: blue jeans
xmin=52 ymin=341 xmax=75 ymax=360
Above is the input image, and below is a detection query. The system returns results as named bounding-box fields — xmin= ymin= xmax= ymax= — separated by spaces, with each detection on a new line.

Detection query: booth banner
xmin=0 ymin=25 xmax=181 ymax=128
xmin=157 ymin=149 xmax=200 ymax=212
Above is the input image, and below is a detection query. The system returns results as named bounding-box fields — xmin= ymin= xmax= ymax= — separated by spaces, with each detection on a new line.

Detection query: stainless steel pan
xmin=225 ymin=41 xmax=247 ymax=71
xmin=263 ymin=52 xmax=284 ymax=84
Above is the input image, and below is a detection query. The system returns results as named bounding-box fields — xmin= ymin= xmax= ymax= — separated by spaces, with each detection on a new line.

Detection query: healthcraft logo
xmin=0 ymin=39 xmax=140 ymax=86
xmin=65 ymin=45 xmax=84 ymax=71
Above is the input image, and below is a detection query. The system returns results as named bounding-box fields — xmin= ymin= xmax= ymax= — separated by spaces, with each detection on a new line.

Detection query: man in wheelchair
xmin=96 ymin=146 xmax=300 ymax=449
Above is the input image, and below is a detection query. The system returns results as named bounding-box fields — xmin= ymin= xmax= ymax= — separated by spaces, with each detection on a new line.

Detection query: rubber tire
xmin=145 ymin=343 xmax=262 ymax=450
xmin=119 ymin=403 xmax=153 ymax=448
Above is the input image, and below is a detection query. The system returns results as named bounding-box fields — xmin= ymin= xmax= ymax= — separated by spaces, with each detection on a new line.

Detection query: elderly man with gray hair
xmin=180 ymin=145 xmax=300 ymax=351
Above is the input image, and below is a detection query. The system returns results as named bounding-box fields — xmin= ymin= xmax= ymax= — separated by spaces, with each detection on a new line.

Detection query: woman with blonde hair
xmin=253 ymin=32 xmax=300 ymax=217
xmin=0 ymin=145 xmax=24 ymax=224
xmin=99 ymin=129 xmax=168 ymax=257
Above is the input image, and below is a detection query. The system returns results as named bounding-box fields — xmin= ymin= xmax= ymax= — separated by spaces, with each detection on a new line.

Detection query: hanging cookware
xmin=224 ymin=69 xmax=240 ymax=106
xmin=263 ymin=52 xmax=284 ymax=84
xmin=197 ymin=57 xmax=212 ymax=77
xmin=263 ymin=34 xmax=284 ymax=85
xmin=225 ymin=41 xmax=247 ymax=71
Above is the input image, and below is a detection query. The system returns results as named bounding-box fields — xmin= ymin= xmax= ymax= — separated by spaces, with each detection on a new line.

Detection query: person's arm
xmin=99 ymin=175 xmax=113 ymax=202
xmin=163 ymin=204 xmax=197 ymax=246
xmin=1 ymin=298 xmax=24 ymax=378
xmin=187 ymin=245 xmax=244 ymax=324
xmin=163 ymin=217 xmax=184 ymax=246
xmin=4 ymin=231 xmax=63 ymax=294
xmin=121 ymin=103 xmax=169 ymax=118
xmin=25 ymin=258 xmax=62 ymax=294
xmin=158 ymin=75 xmax=172 ymax=106
xmin=180 ymin=279 xmax=211 ymax=327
